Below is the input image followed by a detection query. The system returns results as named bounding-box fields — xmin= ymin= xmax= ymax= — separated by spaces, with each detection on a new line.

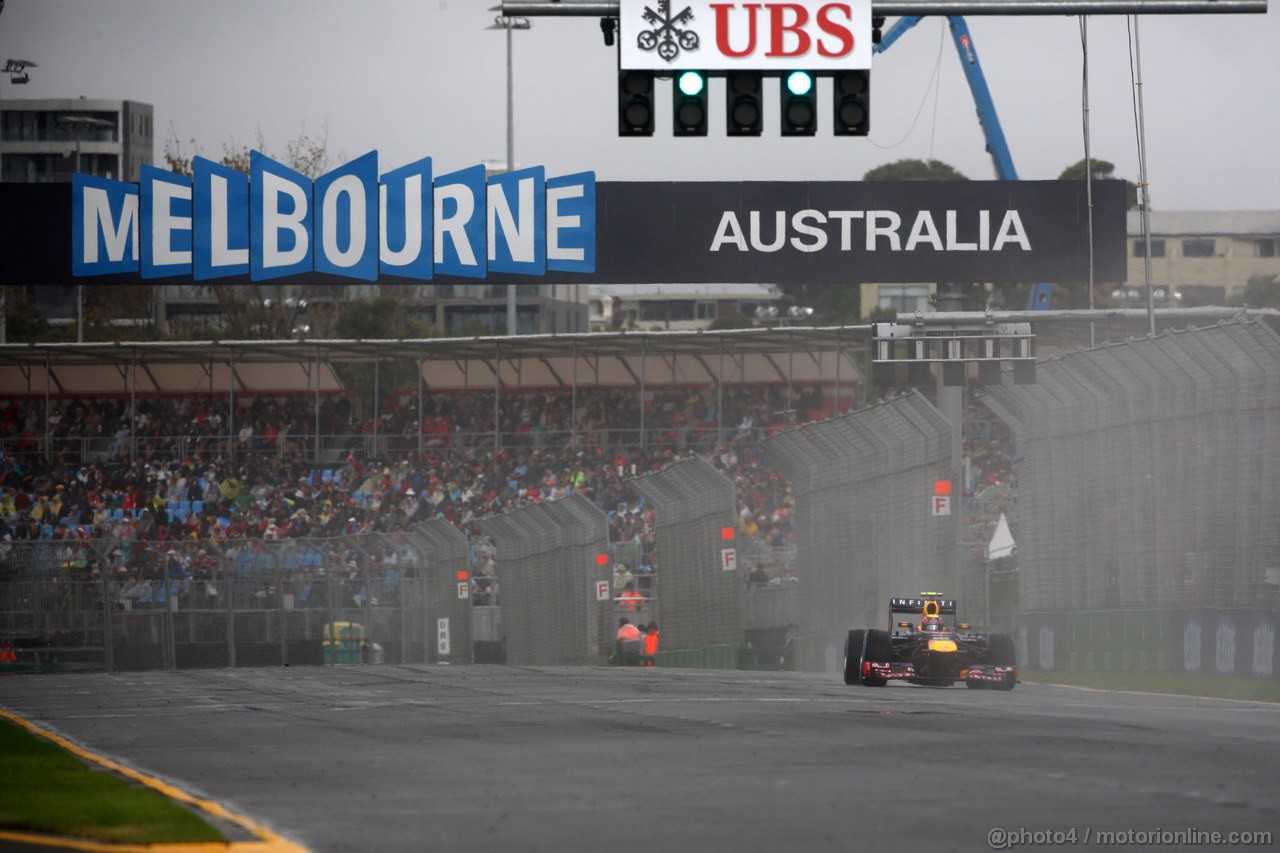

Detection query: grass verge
xmin=0 ymin=717 xmax=226 ymax=844
xmin=1021 ymin=669 xmax=1280 ymax=703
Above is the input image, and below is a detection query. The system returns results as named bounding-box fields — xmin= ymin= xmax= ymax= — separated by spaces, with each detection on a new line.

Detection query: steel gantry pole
xmin=499 ymin=1 xmax=1265 ymax=14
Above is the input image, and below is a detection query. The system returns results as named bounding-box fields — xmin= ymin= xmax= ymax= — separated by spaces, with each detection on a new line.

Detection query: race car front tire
xmin=861 ymin=629 xmax=893 ymax=687
xmin=987 ymin=633 xmax=1017 ymax=690
xmin=843 ymin=630 xmax=866 ymax=685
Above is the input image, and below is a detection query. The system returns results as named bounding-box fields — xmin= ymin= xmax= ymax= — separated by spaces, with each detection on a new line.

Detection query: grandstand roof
xmin=0 ymin=327 xmax=869 ymax=395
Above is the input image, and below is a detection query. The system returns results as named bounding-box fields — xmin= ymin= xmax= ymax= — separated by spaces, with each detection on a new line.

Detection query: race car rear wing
xmin=890 ymin=597 xmax=957 ymax=615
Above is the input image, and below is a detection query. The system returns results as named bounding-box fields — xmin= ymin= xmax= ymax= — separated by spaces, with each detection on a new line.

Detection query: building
xmin=855 ymin=210 xmax=1280 ymax=317
xmin=0 ymin=97 xmax=153 ymax=183
xmin=588 ymin=284 xmax=785 ymax=331
xmin=1124 ymin=210 xmax=1280 ymax=305
xmin=118 ymin=284 xmax=590 ymax=339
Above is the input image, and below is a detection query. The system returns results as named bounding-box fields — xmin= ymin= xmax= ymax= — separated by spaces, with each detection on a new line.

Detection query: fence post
xmin=399 ymin=572 xmax=408 ymax=664
xmin=101 ymin=574 xmax=114 ymax=674
xmin=225 ymin=570 xmax=236 ymax=668
xmin=279 ymin=575 xmax=289 ymax=666
xmin=364 ymin=564 xmax=374 ymax=663
xmin=163 ymin=582 xmax=176 ymax=670
xmin=327 ymin=573 xmax=338 ymax=666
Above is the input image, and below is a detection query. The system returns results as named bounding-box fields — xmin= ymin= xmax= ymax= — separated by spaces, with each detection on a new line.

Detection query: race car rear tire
xmin=861 ymin=629 xmax=892 ymax=687
xmin=843 ymin=630 xmax=866 ymax=685
xmin=987 ymin=633 xmax=1017 ymax=690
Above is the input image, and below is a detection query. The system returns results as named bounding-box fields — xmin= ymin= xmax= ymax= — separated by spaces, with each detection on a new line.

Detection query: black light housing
xmin=780 ymin=71 xmax=817 ymax=136
xmin=725 ymin=70 xmax=763 ymax=136
xmin=833 ymin=70 xmax=870 ymax=136
xmin=673 ymin=70 xmax=708 ymax=136
xmin=618 ymin=69 xmax=655 ymax=136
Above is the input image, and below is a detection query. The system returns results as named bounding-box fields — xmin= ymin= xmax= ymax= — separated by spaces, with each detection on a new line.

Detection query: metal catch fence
xmin=979 ymin=321 xmax=1280 ymax=615
xmin=476 ymin=493 xmax=610 ymax=665
xmin=629 ymin=457 xmax=740 ymax=653
xmin=764 ymin=390 xmax=955 ymax=645
xmin=0 ymin=521 xmax=473 ymax=671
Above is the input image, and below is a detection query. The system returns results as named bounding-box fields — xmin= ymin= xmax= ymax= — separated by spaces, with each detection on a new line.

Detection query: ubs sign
xmin=619 ymin=0 xmax=873 ymax=70
xmin=71 ymin=151 xmax=596 ymax=281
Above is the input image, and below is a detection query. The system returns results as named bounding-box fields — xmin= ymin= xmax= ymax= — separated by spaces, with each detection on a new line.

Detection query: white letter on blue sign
xmin=193 ymin=156 xmax=249 ymax=280
xmin=315 ymin=150 xmax=378 ymax=281
xmin=72 ymin=174 xmax=139 ymax=276
xmin=379 ymin=156 xmax=433 ymax=280
xmin=434 ymin=164 xmax=486 ymax=278
xmin=140 ymin=165 xmax=192 ymax=278
xmin=487 ymin=166 xmax=545 ymax=275
xmin=251 ymin=152 xmax=313 ymax=281
xmin=546 ymin=171 xmax=596 ymax=273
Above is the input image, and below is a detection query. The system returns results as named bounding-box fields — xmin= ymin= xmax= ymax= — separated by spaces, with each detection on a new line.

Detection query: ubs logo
xmin=637 ymin=1 xmax=701 ymax=62
xmin=621 ymin=1 xmax=871 ymax=71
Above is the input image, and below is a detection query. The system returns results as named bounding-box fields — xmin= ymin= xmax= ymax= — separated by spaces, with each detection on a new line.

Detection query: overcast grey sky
xmin=2 ymin=0 xmax=1276 ymax=210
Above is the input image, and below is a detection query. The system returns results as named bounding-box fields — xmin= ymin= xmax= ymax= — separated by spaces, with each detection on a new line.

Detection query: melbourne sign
xmin=71 ymin=151 xmax=596 ymax=280
xmin=2 ymin=176 xmax=1125 ymax=286
xmin=619 ymin=0 xmax=874 ymax=70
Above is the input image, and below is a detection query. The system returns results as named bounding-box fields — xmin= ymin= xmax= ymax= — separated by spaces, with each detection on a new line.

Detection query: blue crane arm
xmin=874 ymin=16 xmax=1053 ymax=309
xmin=874 ymin=15 xmax=1018 ymax=180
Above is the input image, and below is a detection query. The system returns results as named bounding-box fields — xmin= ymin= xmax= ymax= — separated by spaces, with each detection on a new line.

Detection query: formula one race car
xmin=842 ymin=594 xmax=1017 ymax=689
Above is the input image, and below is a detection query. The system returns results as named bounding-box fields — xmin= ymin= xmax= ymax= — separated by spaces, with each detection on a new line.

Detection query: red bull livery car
xmin=842 ymin=594 xmax=1017 ymax=689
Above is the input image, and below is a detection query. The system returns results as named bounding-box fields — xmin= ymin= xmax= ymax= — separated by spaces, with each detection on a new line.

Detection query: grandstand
xmin=2 ymin=318 xmax=1276 ymax=680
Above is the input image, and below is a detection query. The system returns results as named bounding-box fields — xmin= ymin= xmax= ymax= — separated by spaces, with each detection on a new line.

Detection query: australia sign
xmin=71 ymin=151 xmax=597 ymax=281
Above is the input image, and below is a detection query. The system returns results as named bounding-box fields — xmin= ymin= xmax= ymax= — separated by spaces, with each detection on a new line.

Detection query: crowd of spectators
xmin=0 ymin=381 xmax=1016 ymax=597
xmin=0 ymin=386 xmax=819 ymax=589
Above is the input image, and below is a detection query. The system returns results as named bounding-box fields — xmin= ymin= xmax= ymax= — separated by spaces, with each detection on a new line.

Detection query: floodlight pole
xmin=57 ymin=113 xmax=113 ymax=343
xmin=488 ymin=15 xmax=531 ymax=337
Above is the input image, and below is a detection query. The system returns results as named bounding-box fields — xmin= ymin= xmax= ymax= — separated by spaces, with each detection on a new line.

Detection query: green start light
xmin=677 ymin=70 xmax=706 ymax=97
xmin=785 ymin=71 xmax=813 ymax=97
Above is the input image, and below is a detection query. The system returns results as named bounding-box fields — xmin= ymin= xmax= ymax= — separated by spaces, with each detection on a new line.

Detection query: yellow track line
xmin=0 ymin=707 xmax=310 ymax=853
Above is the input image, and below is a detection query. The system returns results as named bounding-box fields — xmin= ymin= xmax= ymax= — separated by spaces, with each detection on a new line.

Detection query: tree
xmin=863 ymin=158 xmax=969 ymax=182
xmin=330 ymin=292 xmax=438 ymax=409
xmin=1057 ymin=158 xmax=1139 ymax=209
xmin=162 ymin=121 xmax=337 ymax=179
xmin=1233 ymin=274 xmax=1280 ymax=308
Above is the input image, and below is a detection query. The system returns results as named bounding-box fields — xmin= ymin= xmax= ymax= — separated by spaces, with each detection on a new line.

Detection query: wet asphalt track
xmin=1 ymin=665 xmax=1277 ymax=853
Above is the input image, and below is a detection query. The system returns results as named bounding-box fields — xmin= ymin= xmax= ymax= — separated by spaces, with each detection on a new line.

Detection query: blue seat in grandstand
xmin=191 ymin=501 xmax=203 ymax=515
xmin=303 ymin=548 xmax=323 ymax=567
xmin=321 ymin=469 xmax=334 ymax=483
xmin=111 ymin=508 xmax=125 ymax=522
xmin=39 ymin=524 xmax=53 ymax=540
xmin=169 ymin=502 xmax=189 ymax=521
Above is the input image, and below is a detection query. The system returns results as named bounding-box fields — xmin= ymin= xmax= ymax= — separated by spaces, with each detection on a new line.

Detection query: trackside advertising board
xmin=619 ymin=1 xmax=875 ymax=71
xmin=0 ymin=164 xmax=1127 ymax=286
